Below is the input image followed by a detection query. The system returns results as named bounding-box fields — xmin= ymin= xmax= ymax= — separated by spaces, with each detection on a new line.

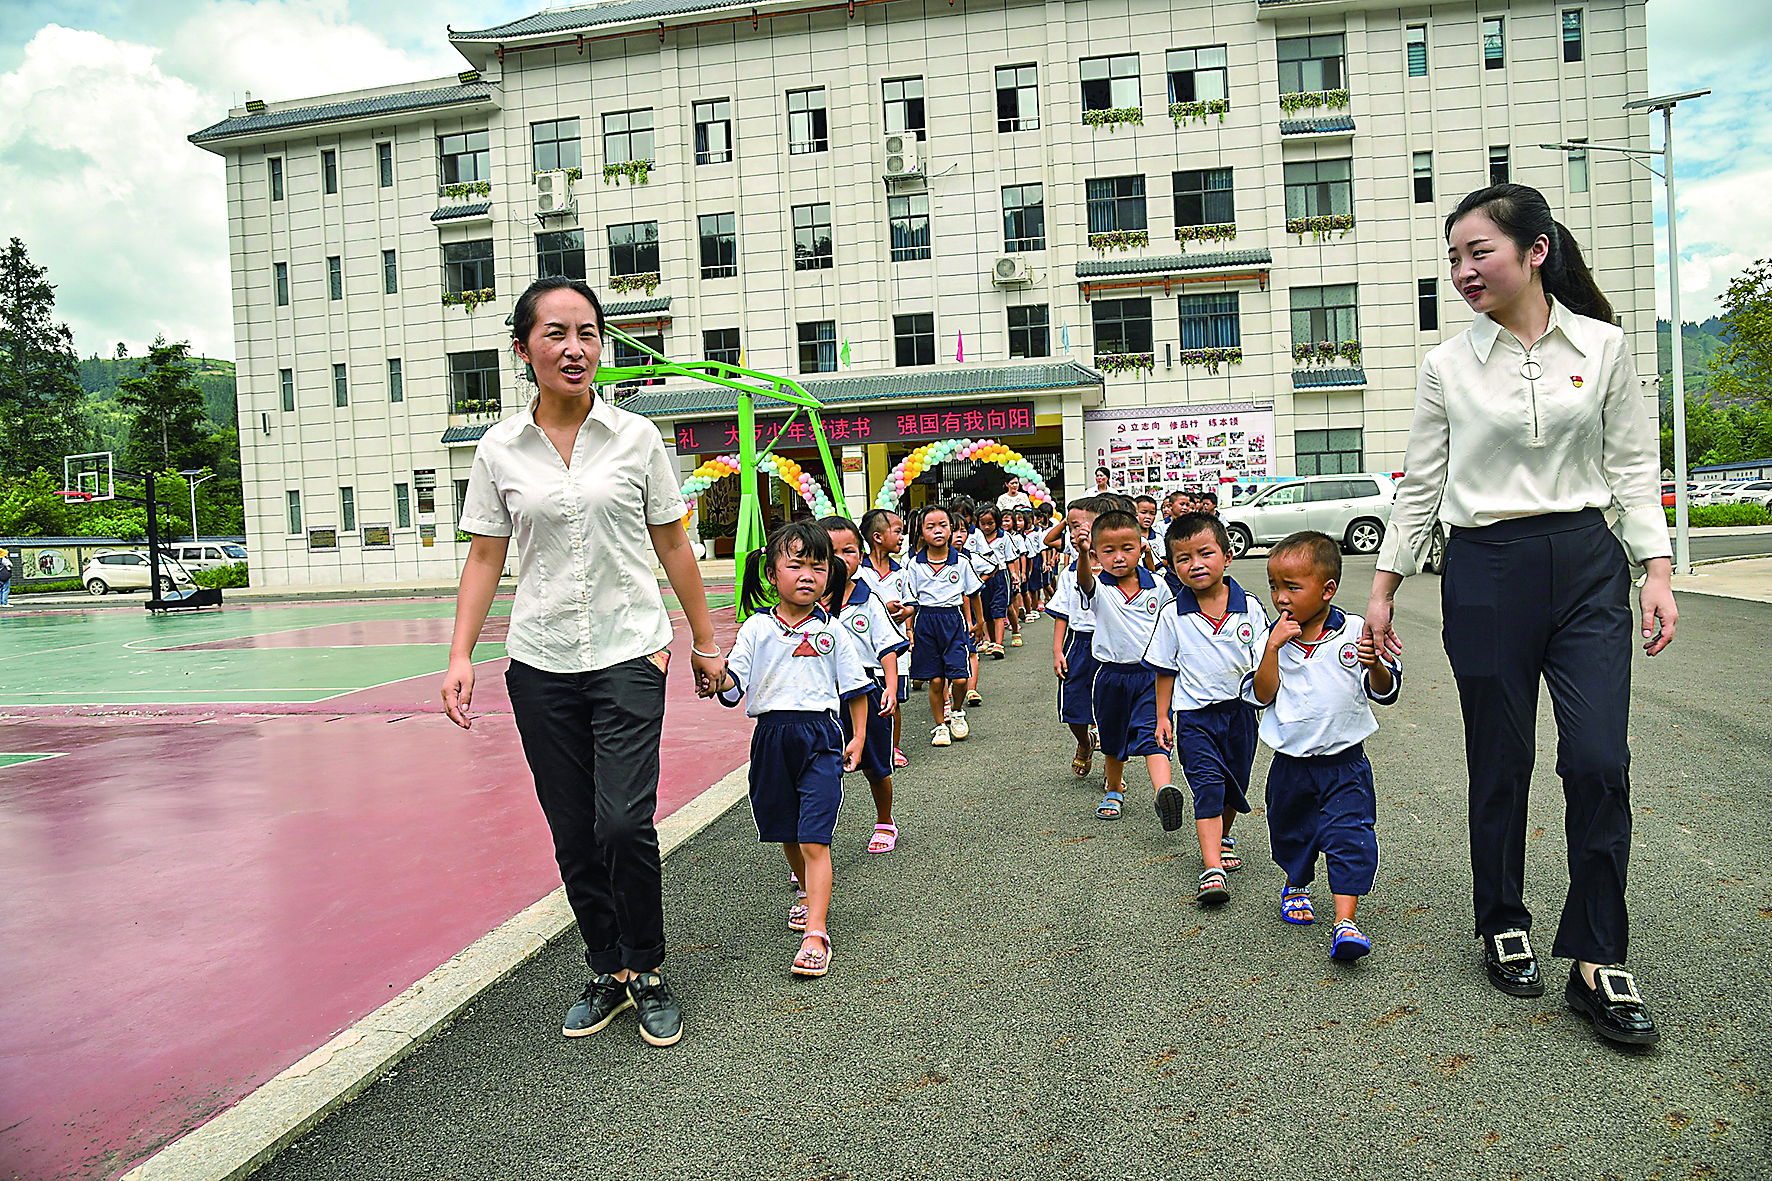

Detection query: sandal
xmin=1220 ymin=836 xmax=1242 ymax=873
xmin=1281 ymin=886 xmax=1314 ymax=925
xmin=792 ymin=930 xmax=831 ymax=977
xmin=1089 ymin=726 xmax=1101 ymax=751
xmin=1198 ymin=867 xmax=1229 ymax=905
xmin=867 ymin=823 xmax=899 ymax=854
xmin=1072 ymin=749 xmax=1093 ymax=778
xmin=893 ymin=747 xmax=909 ymax=768
xmin=1097 ymin=790 xmax=1124 ymax=819
xmin=788 ymin=888 xmax=809 ymax=932
xmin=1154 ymin=784 xmax=1189 ymax=832
xmin=1331 ymin=920 xmax=1372 ymax=962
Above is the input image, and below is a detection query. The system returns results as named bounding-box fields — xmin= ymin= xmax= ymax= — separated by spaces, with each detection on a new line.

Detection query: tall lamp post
xmin=178 ymin=468 xmax=214 ymax=544
xmin=1540 ymin=87 xmax=1708 ymax=576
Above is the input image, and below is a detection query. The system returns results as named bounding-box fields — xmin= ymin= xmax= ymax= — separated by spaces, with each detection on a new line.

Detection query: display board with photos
xmin=1083 ymin=402 xmax=1274 ymax=499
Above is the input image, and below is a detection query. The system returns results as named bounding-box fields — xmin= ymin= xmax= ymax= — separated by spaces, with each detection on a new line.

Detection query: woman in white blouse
xmin=442 ymin=277 xmax=726 ymax=1048
xmin=1366 ymin=185 xmax=1676 ymax=1048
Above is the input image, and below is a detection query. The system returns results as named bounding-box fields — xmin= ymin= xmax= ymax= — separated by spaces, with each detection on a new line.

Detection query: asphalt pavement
xmin=245 ymin=558 xmax=1769 ymax=1181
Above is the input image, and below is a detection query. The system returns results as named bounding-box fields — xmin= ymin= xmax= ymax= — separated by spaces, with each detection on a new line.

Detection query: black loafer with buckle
xmin=1566 ymin=965 xmax=1661 ymax=1046
xmin=1484 ymin=929 xmax=1544 ymax=997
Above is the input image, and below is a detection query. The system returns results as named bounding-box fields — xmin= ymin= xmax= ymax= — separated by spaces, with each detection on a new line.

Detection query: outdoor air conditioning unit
xmin=883 ymin=133 xmax=922 ymax=178
xmin=534 ymin=169 xmax=575 ymax=216
xmin=992 ymin=254 xmax=1032 ymax=286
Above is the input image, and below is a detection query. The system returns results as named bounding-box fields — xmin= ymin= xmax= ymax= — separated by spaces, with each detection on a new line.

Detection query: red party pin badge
xmin=1571 ymin=375 xmax=1585 ymax=387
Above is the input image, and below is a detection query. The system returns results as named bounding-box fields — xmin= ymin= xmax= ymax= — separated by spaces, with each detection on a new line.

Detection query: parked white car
xmin=1220 ymin=473 xmax=1398 ymax=558
xmin=82 ymin=551 xmax=196 ymax=596
xmin=170 ymin=542 xmax=249 ymax=571
xmin=1724 ymin=480 xmax=1772 ymax=507
xmin=1692 ymin=481 xmax=1748 ymax=506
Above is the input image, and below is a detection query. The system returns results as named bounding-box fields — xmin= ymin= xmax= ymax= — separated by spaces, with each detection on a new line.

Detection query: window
xmin=1567 ymin=140 xmax=1591 ymax=194
xmin=377 ymin=142 xmax=393 ymax=188
xmin=268 ymin=157 xmax=284 ymax=201
xmin=536 ymin=229 xmax=585 ymax=281
xmin=996 ymin=65 xmax=1039 ymax=132
xmin=694 ymin=100 xmax=732 ymax=165
xmin=699 ymin=213 xmax=736 ymax=279
xmin=1406 ymin=25 xmax=1428 ymax=76
xmin=893 ymin=313 xmax=936 ymax=367
xmin=1562 ymin=10 xmax=1584 ymax=62
xmin=787 ymin=88 xmax=828 ymax=154
xmin=1482 ymin=18 xmax=1505 ymax=69
xmin=1418 ymin=278 xmax=1439 ymax=331
xmin=1008 ymin=305 xmax=1050 ymax=359
xmin=1278 ymin=34 xmax=1345 ymax=94
xmin=1173 ymin=168 xmax=1234 ymax=227
xmin=603 ymin=109 xmax=653 ymax=165
xmin=279 ymin=367 xmax=294 ymax=412
xmin=1002 ymin=184 xmax=1046 ymax=252
xmin=286 ymin=490 xmax=302 ymax=535
xmin=1086 ymin=175 xmax=1148 ymax=235
xmin=447 ymin=350 xmax=502 ymax=414
xmin=454 ymin=479 xmax=470 ymax=524
xmin=888 ymin=194 xmax=930 ymax=262
xmin=611 ymin=333 xmax=665 ymax=390
xmin=384 ymin=357 xmax=405 ymax=404
xmin=792 ymin=204 xmax=833 ymax=271
xmin=382 ymin=249 xmax=398 ymax=295
xmin=327 ymin=255 xmax=342 ymax=300
xmin=438 ymin=130 xmax=490 ymax=185
xmin=532 ymin=118 xmax=580 ymax=172
xmin=321 ymin=149 xmax=338 ymax=195
xmin=274 ymin=261 xmax=289 ymax=306
xmin=1092 ymin=298 xmax=1153 ymax=355
xmin=1178 ymin=293 xmax=1240 ymax=349
xmin=608 ymin=222 xmax=659 ymax=277
xmin=1080 ymin=54 xmax=1140 ymax=113
xmin=1295 ymin=429 xmax=1363 ymax=476
xmin=1283 ymin=158 xmax=1353 ymax=219
xmin=332 ymin=362 xmax=348 ymax=407
xmin=798 ymin=320 xmax=837 ymax=373
xmin=704 ymin=328 xmax=740 ymax=367
xmin=883 ymin=77 xmax=926 ymax=141
xmin=1413 ymin=152 xmax=1434 ymax=204
xmin=1489 ymin=145 xmax=1510 ymax=185
xmin=1167 ymin=46 xmax=1228 ymax=103
xmin=339 ymin=486 xmax=356 ymax=533
xmin=395 ymin=483 xmax=411 ymax=529
xmin=1289 ymin=284 xmax=1359 ymax=347
xmin=443 ymin=239 xmax=494 ymax=294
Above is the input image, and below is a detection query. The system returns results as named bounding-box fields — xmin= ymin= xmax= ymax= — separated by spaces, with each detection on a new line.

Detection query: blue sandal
xmin=1220 ymin=836 xmax=1242 ymax=872
xmin=1280 ymin=886 xmax=1314 ymax=925
xmin=1097 ymin=790 xmax=1124 ymax=819
xmin=1331 ymin=920 xmax=1371 ymax=961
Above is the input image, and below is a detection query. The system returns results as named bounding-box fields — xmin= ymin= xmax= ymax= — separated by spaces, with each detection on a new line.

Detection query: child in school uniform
xmin=904 ymin=503 xmax=984 ymax=746
xmin=1021 ymin=509 xmax=1046 ymax=619
xmin=857 ymin=509 xmax=912 ymax=768
xmin=1147 ymin=513 xmax=1267 ymax=906
xmin=707 ymin=520 xmax=872 ymax=977
xmin=951 ymin=500 xmax=987 ymax=708
xmin=1135 ymin=496 xmax=1163 ymax=571
xmin=1243 ymin=530 xmax=1400 ymax=961
xmin=975 ymin=507 xmax=1012 ymax=659
xmin=1046 ymin=497 xmax=1104 ymax=778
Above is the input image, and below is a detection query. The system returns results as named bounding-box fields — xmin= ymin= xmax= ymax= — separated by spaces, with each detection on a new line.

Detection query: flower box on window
xmin=603 ymin=159 xmax=654 ymax=186
xmin=609 ymin=271 xmax=662 ymax=295
xmin=1278 ymin=89 xmax=1351 ymax=115
xmin=535 ymin=167 xmax=584 ymax=183
xmin=1083 ymin=107 xmax=1144 ymax=130
xmin=1175 ymin=223 xmax=1237 ymax=250
xmin=1285 ymin=213 xmax=1356 ymax=241
xmin=1178 ymin=346 xmax=1243 ymax=375
xmin=1088 ymin=229 xmax=1150 ymax=253
xmin=441 ymin=287 xmax=496 ymax=313
xmin=1094 ymin=352 xmax=1155 ymax=375
xmin=441 ymin=181 xmax=491 ymax=201
xmin=1169 ymin=99 xmax=1231 ymax=127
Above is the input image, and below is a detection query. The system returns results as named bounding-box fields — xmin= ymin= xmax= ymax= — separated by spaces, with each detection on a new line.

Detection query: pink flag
xmin=957 ymin=330 xmax=964 ymax=363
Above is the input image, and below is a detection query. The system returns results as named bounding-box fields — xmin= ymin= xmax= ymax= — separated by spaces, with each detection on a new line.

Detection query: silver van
xmin=171 ymin=542 xmax=249 ymax=571
xmin=1220 ymin=473 xmax=1398 ymax=558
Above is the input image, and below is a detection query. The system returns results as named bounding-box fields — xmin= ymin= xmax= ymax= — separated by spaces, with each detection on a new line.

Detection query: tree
xmin=114 ymin=341 xmax=127 ymax=359
xmin=0 ymin=238 xmax=89 ymax=475
xmin=0 ymin=467 xmax=74 ymax=537
xmin=116 ymin=336 xmax=219 ymax=474
xmin=1709 ymin=259 xmax=1772 ymax=408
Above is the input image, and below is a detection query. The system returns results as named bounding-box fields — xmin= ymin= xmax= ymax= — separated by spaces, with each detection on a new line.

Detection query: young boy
xmin=1243 ymin=531 xmax=1400 ymax=961
xmin=1046 ymin=497 xmax=1104 ymax=778
xmin=1134 ymin=495 xmax=1162 ymax=571
xmin=1076 ymin=507 xmax=1176 ymax=821
xmin=1146 ymin=513 xmax=1266 ymax=905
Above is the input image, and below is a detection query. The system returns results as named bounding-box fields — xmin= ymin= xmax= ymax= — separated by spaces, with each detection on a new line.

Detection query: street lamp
xmin=178 ymin=468 xmax=214 ymax=543
xmin=1538 ymin=86 xmax=1708 ymax=575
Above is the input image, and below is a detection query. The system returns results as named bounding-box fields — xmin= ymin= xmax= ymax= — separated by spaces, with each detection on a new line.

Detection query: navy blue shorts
xmin=840 ymin=682 xmax=894 ymax=782
xmin=910 ymin=607 xmax=971 ymax=680
xmin=1092 ymin=660 xmax=1162 ymax=760
xmin=1030 ymin=564 xmax=1045 ymax=595
xmin=1265 ymin=744 xmax=1380 ymax=896
xmin=748 ymin=711 xmax=845 ymax=845
xmin=1058 ymin=628 xmax=1097 ymax=726
xmin=982 ymin=571 xmax=1009 ymax=620
xmin=1173 ymin=698 xmax=1258 ymax=819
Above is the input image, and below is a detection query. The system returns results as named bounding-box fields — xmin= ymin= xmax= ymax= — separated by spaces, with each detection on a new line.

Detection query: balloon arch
xmin=679 ymin=451 xmax=836 ymax=523
xmin=874 ymin=437 xmax=1053 ymax=513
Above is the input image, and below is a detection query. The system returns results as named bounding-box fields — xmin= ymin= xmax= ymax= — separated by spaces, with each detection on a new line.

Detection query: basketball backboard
xmin=64 ymin=452 xmax=116 ymax=501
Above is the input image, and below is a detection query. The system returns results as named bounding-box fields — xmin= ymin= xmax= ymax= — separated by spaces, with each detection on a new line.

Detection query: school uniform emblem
xmin=813 ymin=630 xmax=837 ymax=655
xmin=1570 ymin=375 xmax=1584 ymax=388
xmin=1237 ymin=621 xmax=1255 ymax=644
xmin=1339 ymin=643 xmax=1359 ymax=668
xmin=851 ymin=614 xmax=869 ymax=634
xmin=947 ymin=570 xmax=960 ymax=584
xmin=1145 ymin=598 xmax=1159 ymax=615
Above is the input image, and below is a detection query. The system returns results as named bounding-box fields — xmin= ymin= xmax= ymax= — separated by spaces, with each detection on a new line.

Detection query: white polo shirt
xmin=836 ymin=578 xmax=909 ymax=675
xmin=904 ymin=548 xmax=983 ymax=608
xmin=459 ymin=394 xmax=685 ymax=674
xmin=856 ymin=556 xmax=906 ymax=609
xmin=963 ymin=529 xmax=1003 ymax=580
xmin=1143 ymin=575 xmax=1269 ymax=709
xmin=1044 ymin=560 xmax=1096 ymax=632
xmin=1079 ymin=565 xmax=1173 ymax=664
xmin=717 ymin=604 xmax=873 ymax=717
xmin=1240 ymin=606 xmax=1402 ymax=757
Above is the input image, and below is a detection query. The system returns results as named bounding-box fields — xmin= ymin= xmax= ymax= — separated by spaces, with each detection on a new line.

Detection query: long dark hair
xmin=1444 ymin=184 xmax=1615 ymax=324
xmin=739 ymin=519 xmax=848 ymax=618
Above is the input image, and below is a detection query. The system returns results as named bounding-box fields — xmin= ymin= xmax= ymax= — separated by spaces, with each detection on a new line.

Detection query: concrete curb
xmin=121 ymin=763 xmax=752 ymax=1181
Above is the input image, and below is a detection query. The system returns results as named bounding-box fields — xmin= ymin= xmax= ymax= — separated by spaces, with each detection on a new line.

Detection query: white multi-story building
xmin=192 ymin=0 xmax=1654 ymax=585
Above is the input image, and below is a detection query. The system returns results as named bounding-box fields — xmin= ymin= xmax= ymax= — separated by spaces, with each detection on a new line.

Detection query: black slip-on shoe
xmin=563 ymin=974 xmax=633 ymax=1038
xmin=626 ymin=971 xmax=684 ymax=1047
xmin=1484 ymin=929 xmax=1545 ymax=997
xmin=1566 ymin=964 xmax=1661 ymax=1047
xmin=1154 ymin=784 xmax=1189 ymax=832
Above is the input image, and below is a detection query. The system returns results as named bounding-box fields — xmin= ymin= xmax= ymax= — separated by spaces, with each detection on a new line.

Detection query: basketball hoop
xmin=55 ymin=490 xmax=94 ymax=504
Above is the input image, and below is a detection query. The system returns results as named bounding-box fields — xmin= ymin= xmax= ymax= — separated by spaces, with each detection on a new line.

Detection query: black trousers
xmin=1441 ymin=508 xmax=1635 ymax=964
xmin=505 ymin=655 xmax=668 ymax=974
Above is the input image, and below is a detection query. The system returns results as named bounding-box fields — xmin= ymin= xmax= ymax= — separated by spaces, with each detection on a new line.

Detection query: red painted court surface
xmin=0 ymin=596 xmax=745 ymax=1181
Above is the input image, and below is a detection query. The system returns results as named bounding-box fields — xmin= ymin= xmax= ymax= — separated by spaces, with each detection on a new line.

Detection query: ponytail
xmin=737 ymin=547 xmax=774 ymax=617
xmin=1445 ymin=183 xmax=1615 ymax=324
xmin=739 ymin=519 xmax=845 ymax=618
xmin=1543 ymin=221 xmax=1615 ymax=324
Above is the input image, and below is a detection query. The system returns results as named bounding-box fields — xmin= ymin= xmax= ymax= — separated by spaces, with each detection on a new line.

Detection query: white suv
xmin=171 ymin=542 xmax=249 ymax=571
xmin=82 ymin=551 xmax=196 ymax=596
xmin=1220 ymin=473 xmax=1398 ymax=559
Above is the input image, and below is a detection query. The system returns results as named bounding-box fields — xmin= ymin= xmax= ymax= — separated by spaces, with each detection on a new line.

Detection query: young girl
xmin=858 ymin=508 xmax=912 ymax=768
xmin=953 ymin=499 xmax=990 ymax=707
xmin=975 ymin=507 xmax=1011 ymax=659
xmin=706 ymin=521 xmax=872 ymax=977
xmin=904 ymin=504 xmax=983 ymax=746
xmin=1007 ymin=511 xmax=1031 ymax=646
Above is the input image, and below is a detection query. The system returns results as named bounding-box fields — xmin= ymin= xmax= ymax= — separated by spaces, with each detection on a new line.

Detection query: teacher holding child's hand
xmin=1366 ymin=185 xmax=1676 ymax=1049
xmin=442 ymin=277 xmax=725 ymax=1048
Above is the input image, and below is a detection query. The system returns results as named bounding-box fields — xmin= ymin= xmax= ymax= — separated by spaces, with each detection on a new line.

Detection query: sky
xmin=1 ymin=0 xmax=1767 ymax=361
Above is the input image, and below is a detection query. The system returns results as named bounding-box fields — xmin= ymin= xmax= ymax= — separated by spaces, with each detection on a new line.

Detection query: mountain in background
xmin=77 ymin=354 xmax=236 ymax=455
xmin=1656 ymin=317 xmax=1728 ymax=406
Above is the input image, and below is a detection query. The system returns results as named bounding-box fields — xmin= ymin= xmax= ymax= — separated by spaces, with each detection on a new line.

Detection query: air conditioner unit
xmin=883 ymin=133 xmax=922 ymax=178
xmin=534 ymin=169 xmax=575 ymax=216
xmin=992 ymin=254 xmax=1032 ymax=286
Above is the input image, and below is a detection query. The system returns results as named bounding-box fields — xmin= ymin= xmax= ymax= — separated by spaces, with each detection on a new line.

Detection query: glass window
xmin=611 ymin=333 xmax=665 ymax=391
xmin=792 ymin=204 xmax=833 ymax=271
xmin=889 ymin=194 xmax=931 ymax=262
xmin=1174 ymin=168 xmax=1234 ymax=227
xmin=1080 ymin=54 xmax=1140 ymax=112
xmin=395 ymin=483 xmax=411 ymax=529
xmin=274 ymin=261 xmax=289 ymax=306
xmin=438 ymin=130 xmax=490 ymax=184
xmin=532 ymin=118 xmax=580 ymax=172
xmin=1418 ymin=278 xmax=1439 ymax=331
xmin=1295 ymin=428 xmax=1363 ymax=476
xmin=1569 ymin=140 xmax=1589 ymax=194
xmin=377 ymin=142 xmax=393 ymax=188
xmin=787 ymin=88 xmax=829 ymax=154
xmin=1277 ymin=34 xmax=1345 ymax=94
xmin=996 ymin=64 xmax=1039 ymax=132
xmin=893 ymin=313 xmax=935 ymax=367
xmin=443 ymin=239 xmax=495 ymax=294
xmin=321 ymin=149 xmax=338 ymax=195
xmin=454 ymin=479 xmax=470 ymax=524
xmin=704 ymin=328 xmax=740 ymax=367
xmin=1166 ymin=45 xmax=1228 ymax=103
xmin=1178 ymin=293 xmax=1240 ymax=349
xmin=1406 ymin=25 xmax=1428 ymax=76
xmin=1008 ymin=305 xmax=1049 ymax=358
xmin=1091 ymin=297 xmax=1153 ymax=355
xmin=694 ymin=99 xmax=732 ymax=165
xmin=447 ymin=350 xmax=502 ymax=414
xmin=1562 ymin=10 xmax=1583 ymax=62
xmin=388 ymin=357 xmax=403 ymax=403
xmin=279 ymin=367 xmax=294 ymax=412
xmin=1086 ymin=175 xmax=1148 ymax=234
xmin=268 ymin=156 xmax=284 ymax=201
xmin=1413 ymin=152 xmax=1433 ymax=204
xmin=798 ymin=320 xmax=837 ymax=374
xmin=382 ymin=249 xmax=398 ymax=295
xmin=536 ymin=229 xmax=585 ymax=280
xmin=1483 ymin=17 xmax=1505 ymax=69
xmin=340 ymin=486 xmax=356 ymax=533
xmin=699 ymin=213 xmax=737 ymax=279
xmin=607 ymin=221 xmax=659 ymax=277
xmin=1489 ymin=145 xmax=1510 ymax=185
xmin=1283 ymin=158 xmax=1353 ymax=218
xmin=883 ymin=76 xmax=926 ymax=141
xmin=286 ymin=490 xmax=302 ymax=535
xmin=1002 ymin=184 xmax=1046 ymax=252
xmin=603 ymin=109 xmax=653 ymax=165
xmin=332 ymin=362 xmax=348 ymax=407
xmin=1289 ymin=284 xmax=1359 ymax=346
xmin=327 ymin=255 xmax=342 ymax=300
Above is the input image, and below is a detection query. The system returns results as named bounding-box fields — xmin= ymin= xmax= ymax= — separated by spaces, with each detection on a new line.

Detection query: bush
xmin=13 ymin=578 xmax=83 ymax=595
xmin=192 ymin=561 xmax=249 ymax=589
xmin=1665 ymin=503 xmax=1772 ymax=528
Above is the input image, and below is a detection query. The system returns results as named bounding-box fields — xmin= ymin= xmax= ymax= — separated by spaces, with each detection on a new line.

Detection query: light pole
xmin=1540 ymin=86 xmax=1708 ymax=575
xmin=178 ymin=468 xmax=214 ymax=543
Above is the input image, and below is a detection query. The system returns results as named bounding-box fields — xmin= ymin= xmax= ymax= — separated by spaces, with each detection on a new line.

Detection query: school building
xmin=190 ymin=0 xmax=1656 ymax=584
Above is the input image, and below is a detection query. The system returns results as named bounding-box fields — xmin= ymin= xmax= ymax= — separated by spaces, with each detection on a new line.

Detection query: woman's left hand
xmin=1640 ymin=565 xmax=1678 ymax=656
xmin=691 ymin=649 xmax=726 ymax=696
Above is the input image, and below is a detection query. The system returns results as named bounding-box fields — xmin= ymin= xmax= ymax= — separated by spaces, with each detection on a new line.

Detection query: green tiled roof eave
xmin=1075 ymin=249 xmax=1273 ymax=279
xmin=190 ymin=83 xmax=494 ymax=145
xmin=617 ymin=362 xmax=1103 ymax=419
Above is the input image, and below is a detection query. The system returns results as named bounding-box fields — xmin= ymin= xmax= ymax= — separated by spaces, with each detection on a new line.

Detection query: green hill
xmin=77 ymin=354 xmax=236 ymax=455
xmin=1657 ymin=318 xmax=1728 ymax=404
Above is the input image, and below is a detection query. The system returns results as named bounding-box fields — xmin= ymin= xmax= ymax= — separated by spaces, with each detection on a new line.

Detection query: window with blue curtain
xmin=1086 ymin=175 xmax=1146 ymax=234
xmin=1178 ymin=293 xmax=1240 ymax=349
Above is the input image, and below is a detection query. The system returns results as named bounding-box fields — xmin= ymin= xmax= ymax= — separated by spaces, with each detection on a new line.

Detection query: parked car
xmin=170 ymin=542 xmax=249 ymax=571
xmin=1220 ymin=473 xmax=1398 ymax=558
xmin=1661 ymin=482 xmax=1700 ymax=507
xmin=1724 ymin=480 xmax=1772 ymax=507
xmin=82 ymin=550 xmax=196 ymax=596
xmin=1692 ymin=481 xmax=1748 ymax=506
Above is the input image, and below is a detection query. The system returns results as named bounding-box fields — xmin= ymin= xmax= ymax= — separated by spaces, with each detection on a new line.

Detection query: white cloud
xmin=1653 ymin=165 xmax=1772 ymax=322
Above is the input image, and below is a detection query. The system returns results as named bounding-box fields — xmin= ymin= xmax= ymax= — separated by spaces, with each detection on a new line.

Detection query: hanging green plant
xmin=1083 ymin=106 xmax=1144 ymax=130
xmin=533 ymin=167 xmax=583 ymax=183
xmin=1094 ymin=352 xmax=1155 ymax=375
xmin=441 ymin=181 xmax=491 ymax=201
xmin=441 ymin=287 xmax=497 ymax=313
xmin=1088 ymin=229 xmax=1150 ymax=253
xmin=1168 ymin=98 xmax=1231 ymax=126
xmin=1177 ymin=346 xmax=1244 ymax=375
xmin=609 ymin=271 xmax=662 ymax=295
xmin=1338 ymin=339 xmax=1362 ymax=366
xmin=1278 ymin=88 xmax=1352 ymax=115
xmin=603 ymin=159 xmax=654 ymax=185
xmin=1315 ymin=340 xmax=1339 ymax=365
xmin=1292 ymin=342 xmax=1315 ymax=367
xmin=1175 ymin=223 xmax=1237 ymax=250
xmin=1285 ymin=213 xmax=1356 ymax=241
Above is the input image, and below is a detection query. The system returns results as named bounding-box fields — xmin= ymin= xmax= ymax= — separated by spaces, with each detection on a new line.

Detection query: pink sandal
xmin=792 ymin=930 xmax=831 ymax=977
xmin=893 ymin=747 xmax=909 ymax=768
xmin=867 ymin=823 xmax=899 ymax=854
xmin=788 ymin=891 xmax=809 ymax=932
